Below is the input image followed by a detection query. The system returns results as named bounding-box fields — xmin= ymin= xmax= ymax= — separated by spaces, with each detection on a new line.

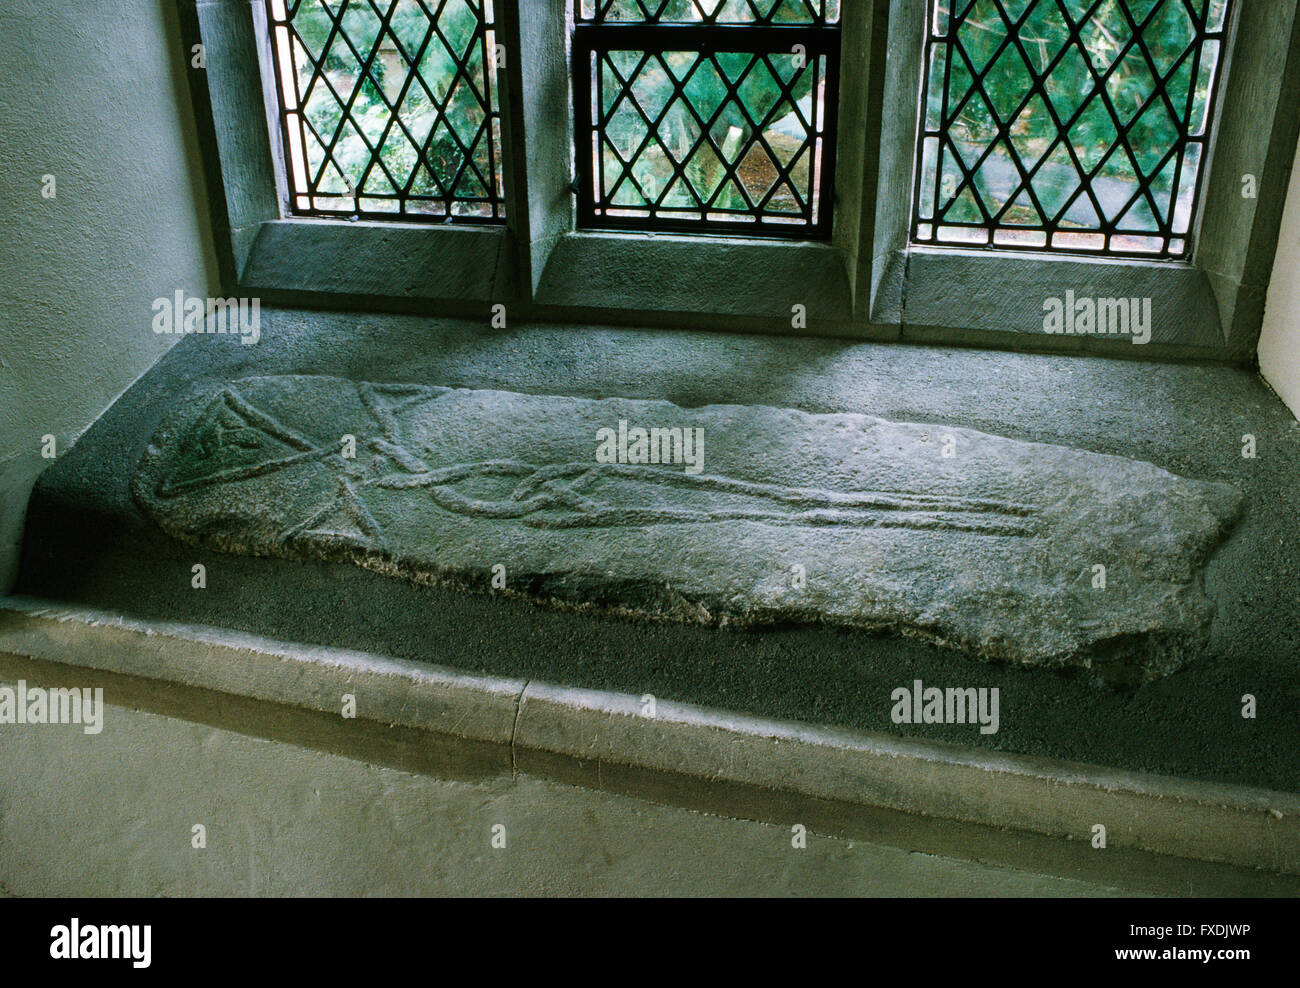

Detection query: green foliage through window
xmin=914 ymin=0 xmax=1230 ymax=257
xmin=576 ymin=1 xmax=841 ymax=237
xmin=579 ymin=0 xmax=840 ymax=24
xmin=265 ymin=0 xmax=504 ymax=222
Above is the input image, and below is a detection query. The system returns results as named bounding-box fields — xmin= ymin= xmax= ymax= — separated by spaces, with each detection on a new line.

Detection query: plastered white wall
xmin=0 ymin=0 xmax=217 ymax=590
xmin=0 ymin=668 xmax=1121 ymax=897
xmin=1259 ymin=131 xmax=1300 ymax=420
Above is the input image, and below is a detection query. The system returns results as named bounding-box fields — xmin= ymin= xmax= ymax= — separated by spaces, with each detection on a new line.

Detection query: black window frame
xmin=179 ymin=0 xmax=1300 ymax=360
xmin=572 ymin=16 xmax=842 ymax=240
xmin=908 ymin=0 xmax=1232 ymax=261
xmin=262 ymin=0 xmax=508 ymax=225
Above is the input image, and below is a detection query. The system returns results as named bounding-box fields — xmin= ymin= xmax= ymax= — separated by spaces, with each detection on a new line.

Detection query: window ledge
xmin=534 ymin=230 xmax=853 ymax=322
xmin=873 ymin=246 xmax=1226 ymax=354
xmin=12 ymin=312 xmax=1300 ymax=800
xmin=240 ymin=219 xmax=510 ymax=303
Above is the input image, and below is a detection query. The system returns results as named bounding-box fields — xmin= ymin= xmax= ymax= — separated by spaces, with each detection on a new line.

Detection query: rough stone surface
xmin=21 ymin=314 xmax=1300 ymax=792
xmin=132 ymin=374 xmax=1243 ymax=680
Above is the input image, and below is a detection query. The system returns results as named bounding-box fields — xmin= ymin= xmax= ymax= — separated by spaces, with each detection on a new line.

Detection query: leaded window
xmin=574 ymin=1 xmax=842 ymax=238
xmin=264 ymin=0 xmax=505 ymax=222
xmin=912 ymin=0 xmax=1231 ymax=258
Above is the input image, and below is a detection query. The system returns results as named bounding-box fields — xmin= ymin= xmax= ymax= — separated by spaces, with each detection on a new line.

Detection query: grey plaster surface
xmin=15 ymin=310 xmax=1300 ymax=790
xmin=0 ymin=675 xmax=1135 ymax=897
xmin=0 ymin=0 xmax=216 ymax=589
xmin=5 ymin=600 xmax=1293 ymax=877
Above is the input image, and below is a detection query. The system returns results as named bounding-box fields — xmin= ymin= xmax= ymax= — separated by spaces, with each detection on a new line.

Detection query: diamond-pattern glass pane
xmin=265 ymin=0 xmax=504 ymax=222
xmin=575 ymin=4 xmax=840 ymax=237
xmin=913 ymin=0 xmax=1231 ymax=257
xmin=579 ymin=0 xmax=839 ymax=24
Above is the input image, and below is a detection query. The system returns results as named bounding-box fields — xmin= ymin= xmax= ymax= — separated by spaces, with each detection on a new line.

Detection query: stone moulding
xmin=132 ymin=375 xmax=1245 ymax=682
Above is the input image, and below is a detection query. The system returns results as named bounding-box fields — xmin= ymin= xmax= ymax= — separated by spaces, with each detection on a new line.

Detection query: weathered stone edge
xmin=0 ymin=595 xmax=1294 ymax=874
xmin=0 ymin=596 xmax=524 ymax=745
